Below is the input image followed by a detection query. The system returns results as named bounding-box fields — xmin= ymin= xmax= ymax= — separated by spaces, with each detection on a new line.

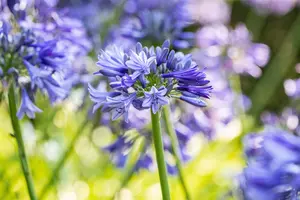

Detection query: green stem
xmin=162 ymin=106 xmax=191 ymax=200
xmin=151 ymin=110 xmax=171 ymax=200
xmin=8 ymin=84 xmax=38 ymax=200
xmin=38 ymin=118 xmax=89 ymax=200
xmin=245 ymin=10 xmax=266 ymax=41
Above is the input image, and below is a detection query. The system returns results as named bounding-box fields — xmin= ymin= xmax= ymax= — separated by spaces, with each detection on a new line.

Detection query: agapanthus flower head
xmin=243 ymin=0 xmax=297 ymax=15
xmin=0 ymin=19 xmax=74 ymax=118
xmin=120 ymin=0 xmax=194 ymax=49
xmin=20 ymin=11 xmax=92 ymax=58
xmin=195 ymin=24 xmax=270 ymax=77
xmin=89 ymin=40 xmax=212 ymax=121
xmin=239 ymin=129 xmax=300 ymax=200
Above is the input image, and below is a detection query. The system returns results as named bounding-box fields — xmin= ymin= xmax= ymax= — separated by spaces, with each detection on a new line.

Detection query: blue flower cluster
xmin=195 ymin=24 xmax=270 ymax=77
xmin=120 ymin=0 xmax=194 ymax=49
xmin=101 ymin=107 xmax=200 ymax=174
xmin=0 ymin=20 xmax=70 ymax=118
xmin=0 ymin=1 xmax=91 ymax=119
xmin=89 ymin=40 xmax=212 ymax=121
xmin=240 ymin=129 xmax=300 ymax=200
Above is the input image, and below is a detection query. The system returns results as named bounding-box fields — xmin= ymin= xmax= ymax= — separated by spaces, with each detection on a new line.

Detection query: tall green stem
xmin=151 ymin=110 xmax=171 ymax=200
xmin=38 ymin=118 xmax=89 ymax=200
xmin=162 ymin=106 xmax=191 ymax=200
xmin=8 ymin=84 xmax=38 ymax=200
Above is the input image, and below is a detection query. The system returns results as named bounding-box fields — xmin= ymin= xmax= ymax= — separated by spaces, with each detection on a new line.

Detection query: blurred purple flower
xmin=17 ymin=88 xmax=42 ymax=119
xmin=284 ymin=78 xmax=300 ymax=99
xmin=261 ymin=108 xmax=299 ymax=135
xmin=0 ymin=5 xmax=88 ymax=118
xmin=284 ymin=65 xmax=300 ymax=99
xmin=195 ymin=24 xmax=270 ymax=77
xmin=240 ymin=129 xmax=300 ymax=200
xmin=120 ymin=0 xmax=194 ymax=49
xmin=188 ymin=0 xmax=231 ymax=25
xmin=21 ymin=12 xmax=92 ymax=58
xmin=243 ymin=0 xmax=297 ymax=15
xmin=101 ymin=106 xmax=202 ymax=174
xmin=103 ymin=135 xmax=135 ymax=168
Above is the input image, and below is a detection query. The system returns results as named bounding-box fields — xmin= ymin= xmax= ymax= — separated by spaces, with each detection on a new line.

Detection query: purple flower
xmin=109 ymin=74 xmax=136 ymax=90
xmin=89 ymin=40 xmax=212 ymax=121
xmin=20 ymin=12 xmax=92 ymax=58
xmin=179 ymin=94 xmax=207 ymax=107
xmin=95 ymin=46 xmax=129 ymax=77
xmin=155 ymin=40 xmax=170 ymax=65
xmin=0 ymin=17 xmax=82 ymax=118
xmin=126 ymin=51 xmax=156 ymax=86
xmin=284 ymin=64 xmax=300 ymax=100
xmin=102 ymin=93 xmax=137 ymax=122
xmin=261 ymin=108 xmax=299 ymax=135
xmin=142 ymin=86 xmax=169 ymax=113
xmin=239 ymin=129 xmax=300 ymax=200
xmin=88 ymin=83 xmax=121 ymax=112
xmin=188 ymin=0 xmax=231 ymax=25
xmin=284 ymin=78 xmax=300 ymax=99
xmin=119 ymin=0 xmax=194 ymax=49
xmin=195 ymin=24 xmax=270 ymax=77
xmin=102 ymin=135 xmax=134 ymax=168
xmin=243 ymin=0 xmax=297 ymax=15
xmin=23 ymin=60 xmax=68 ymax=104
xmin=36 ymin=40 xmax=66 ymax=70
xmin=101 ymin=105 xmax=201 ymax=174
xmin=17 ymin=88 xmax=42 ymax=119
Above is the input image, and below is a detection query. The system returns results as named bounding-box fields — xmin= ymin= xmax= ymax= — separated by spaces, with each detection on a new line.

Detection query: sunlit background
xmin=0 ymin=0 xmax=299 ymax=200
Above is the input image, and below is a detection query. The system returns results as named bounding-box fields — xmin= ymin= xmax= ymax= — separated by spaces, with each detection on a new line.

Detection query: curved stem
xmin=162 ymin=106 xmax=191 ymax=200
xmin=8 ymin=84 xmax=38 ymax=200
xmin=113 ymin=137 xmax=146 ymax=199
xmin=38 ymin=118 xmax=89 ymax=200
xmin=151 ymin=110 xmax=171 ymax=200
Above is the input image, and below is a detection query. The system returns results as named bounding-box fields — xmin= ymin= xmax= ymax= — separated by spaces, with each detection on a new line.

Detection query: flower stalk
xmin=8 ymin=83 xmax=38 ymax=200
xmin=113 ymin=136 xmax=146 ymax=199
xmin=162 ymin=106 xmax=191 ymax=200
xmin=151 ymin=110 xmax=171 ymax=200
